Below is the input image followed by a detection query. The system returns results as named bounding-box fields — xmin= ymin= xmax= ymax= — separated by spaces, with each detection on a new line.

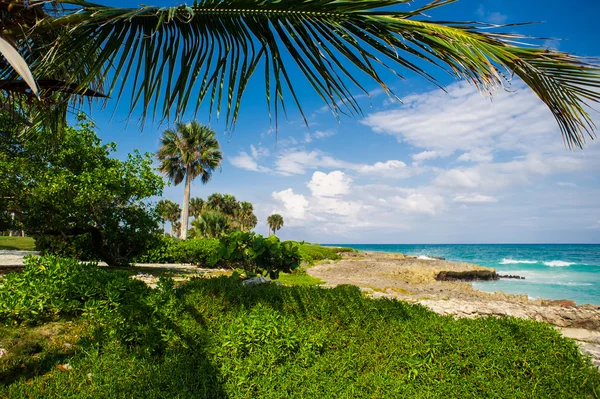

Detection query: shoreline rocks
xmin=436 ymin=270 xmax=498 ymax=281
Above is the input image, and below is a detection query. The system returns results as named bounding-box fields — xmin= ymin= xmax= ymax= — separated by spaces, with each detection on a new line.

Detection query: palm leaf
xmin=7 ymin=0 xmax=600 ymax=148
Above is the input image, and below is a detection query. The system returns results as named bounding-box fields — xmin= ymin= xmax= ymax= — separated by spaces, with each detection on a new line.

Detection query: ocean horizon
xmin=322 ymin=244 xmax=600 ymax=306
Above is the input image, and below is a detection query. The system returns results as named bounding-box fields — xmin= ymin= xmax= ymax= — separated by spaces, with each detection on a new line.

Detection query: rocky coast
xmin=308 ymin=250 xmax=600 ymax=367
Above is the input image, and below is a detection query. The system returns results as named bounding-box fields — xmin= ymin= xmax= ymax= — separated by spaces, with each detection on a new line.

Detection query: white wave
xmin=500 ymin=258 xmax=538 ymax=265
xmin=543 ymin=260 xmax=575 ymax=267
xmin=417 ymin=255 xmax=436 ymax=260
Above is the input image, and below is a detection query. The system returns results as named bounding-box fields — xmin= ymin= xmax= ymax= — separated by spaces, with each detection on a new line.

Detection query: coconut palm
xmin=1 ymin=0 xmax=599 ymax=149
xmin=157 ymin=121 xmax=223 ymax=240
xmin=189 ymin=197 xmax=205 ymax=219
xmin=267 ymin=214 xmax=284 ymax=236
xmin=190 ymin=211 xmax=231 ymax=239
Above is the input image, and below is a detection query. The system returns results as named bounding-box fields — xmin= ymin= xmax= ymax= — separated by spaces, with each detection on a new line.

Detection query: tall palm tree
xmin=1 ymin=0 xmax=599 ymax=149
xmin=189 ymin=197 xmax=205 ymax=219
xmin=267 ymin=214 xmax=284 ymax=236
xmin=157 ymin=121 xmax=223 ymax=240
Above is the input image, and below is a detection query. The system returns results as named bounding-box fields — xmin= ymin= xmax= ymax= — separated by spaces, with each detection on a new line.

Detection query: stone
xmin=436 ymin=270 xmax=499 ymax=282
xmin=242 ymin=277 xmax=271 ymax=286
xmin=0 ymin=348 xmax=7 ymax=358
xmin=542 ymin=299 xmax=577 ymax=308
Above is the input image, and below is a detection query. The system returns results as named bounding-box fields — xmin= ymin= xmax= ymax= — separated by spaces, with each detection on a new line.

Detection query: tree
xmin=236 ymin=202 xmax=258 ymax=232
xmin=166 ymin=202 xmax=181 ymax=236
xmin=1 ymin=114 xmax=164 ymax=266
xmin=1 ymin=1 xmax=599 ymax=149
xmin=190 ymin=211 xmax=231 ymax=239
xmin=267 ymin=214 xmax=284 ymax=236
xmin=156 ymin=199 xmax=176 ymax=234
xmin=189 ymin=197 xmax=205 ymax=219
xmin=157 ymin=121 xmax=223 ymax=240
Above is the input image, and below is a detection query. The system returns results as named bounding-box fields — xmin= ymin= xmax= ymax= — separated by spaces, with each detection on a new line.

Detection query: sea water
xmin=323 ymin=244 xmax=600 ymax=306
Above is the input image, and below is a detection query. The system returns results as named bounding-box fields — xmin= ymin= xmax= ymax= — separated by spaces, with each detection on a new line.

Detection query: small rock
xmin=56 ymin=363 xmax=73 ymax=371
xmin=542 ymin=299 xmax=577 ymax=308
xmin=242 ymin=277 xmax=271 ymax=286
xmin=63 ymin=343 xmax=72 ymax=349
xmin=0 ymin=348 xmax=7 ymax=358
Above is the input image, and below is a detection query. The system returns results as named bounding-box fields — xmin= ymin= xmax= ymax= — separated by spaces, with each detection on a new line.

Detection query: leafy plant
xmin=212 ymin=231 xmax=301 ymax=279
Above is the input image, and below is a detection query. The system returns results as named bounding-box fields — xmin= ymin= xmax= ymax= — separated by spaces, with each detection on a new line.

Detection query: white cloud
xmin=390 ymin=194 xmax=445 ymax=216
xmin=272 ymin=189 xmax=310 ymax=220
xmin=453 ymin=194 xmax=498 ymax=203
xmin=412 ymin=150 xmax=442 ymax=162
xmin=361 ymin=81 xmax=559 ymax=155
xmin=305 ymin=130 xmax=336 ymax=143
xmin=229 ymin=152 xmax=271 ymax=173
xmin=457 ymin=149 xmax=493 ymax=163
xmin=250 ymin=144 xmax=270 ymax=159
xmin=308 ymin=171 xmax=352 ymax=197
xmin=434 ymin=169 xmax=481 ymax=189
xmin=476 ymin=6 xmax=508 ymax=24
xmin=557 ymin=182 xmax=577 ymax=188
xmin=274 ymin=149 xmax=417 ymax=178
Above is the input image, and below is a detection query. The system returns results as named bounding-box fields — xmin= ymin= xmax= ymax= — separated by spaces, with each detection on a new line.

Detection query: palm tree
xmin=190 ymin=211 xmax=231 ymax=239
xmin=267 ymin=214 xmax=284 ymax=236
xmin=157 ymin=121 xmax=223 ymax=240
xmin=1 ymin=1 xmax=599 ymax=149
xmin=236 ymin=202 xmax=258 ymax=232
xmin=189 ymin=197 xmax=205 ymax=219
xmin=166 ymin=202 xmax=181 ymax=236
xmin=156 ymin=199 xmax=177 ymax=234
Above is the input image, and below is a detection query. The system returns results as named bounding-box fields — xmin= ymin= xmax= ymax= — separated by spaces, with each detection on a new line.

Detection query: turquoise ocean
xmin=323 ymin=244 xmax=600 ymax=305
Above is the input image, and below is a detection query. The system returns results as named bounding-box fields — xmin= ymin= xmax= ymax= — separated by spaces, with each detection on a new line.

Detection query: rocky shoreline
xmin=308 ymin=251 xmax=600 ymax=367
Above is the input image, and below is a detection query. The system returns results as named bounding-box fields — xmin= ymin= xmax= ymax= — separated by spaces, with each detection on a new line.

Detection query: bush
xmin=213 ymin=231 xmax=301 ymax=278
xmin=296 ymin=243 xmax=342 ymax=263
xmin=134 ymin=236 xmax=220 ymax=266
xmin=0 ymin=255 xmax=182 ymax=354
xmin=35 ymin=234 xmax=100 ymax=261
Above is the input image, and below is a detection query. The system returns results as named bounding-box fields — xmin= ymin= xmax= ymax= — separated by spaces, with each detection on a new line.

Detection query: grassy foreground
xmin=0 ymin=236 xmax=36 ymax=251
xmin=1 ymin=259 xmax=599 ymax=398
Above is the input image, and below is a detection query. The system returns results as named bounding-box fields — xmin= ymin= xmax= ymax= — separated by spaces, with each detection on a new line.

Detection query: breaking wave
xmin=500 ymin=259 xmax=538 ymax=265
xmin=543 ymin=260 xmax=575 ymax=267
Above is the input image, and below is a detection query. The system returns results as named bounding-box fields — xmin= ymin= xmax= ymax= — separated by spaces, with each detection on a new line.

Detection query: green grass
xmin=0 ymin=236 xmax=36 ymax=251
xmin=296 ymin=243 xmax=355 ymax=264
xmin=1 ymin=267 xmax=599 ymax=398
xmin=277 ymin=272 xmax=325 ymax=286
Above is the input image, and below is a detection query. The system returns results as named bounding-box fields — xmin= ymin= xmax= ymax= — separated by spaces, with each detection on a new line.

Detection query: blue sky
xmin=87 ymin=0 xmax=600 ymax=243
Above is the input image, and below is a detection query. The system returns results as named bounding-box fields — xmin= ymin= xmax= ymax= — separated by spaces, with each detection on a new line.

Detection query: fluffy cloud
xmin=229 ymin=152 xmax=271 ymax=173
xmin=456 ymin=149 xmax=493 ymax=163
xmin=412 ymin=151 xmax=442 ymax=162
xmin=390 ymin=194 xmax=445 ymax=216
xmin=308 ymin=171 xmax=352 ymax=197
xmin=271 ymin=189 xmax=310 ymax=220
xmin=361 ymin=81 xmax=559 ymax=154
xmin=453 ymin=194 xmax=498 ymax=204
xmin=305 ymin=130 xmax=336 ymax=143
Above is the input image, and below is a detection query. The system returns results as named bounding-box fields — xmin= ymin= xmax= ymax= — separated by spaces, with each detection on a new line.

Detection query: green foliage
xmin=3 ymin=115 xmax=164 ymax=265
xmin=213 ymin=231 xmax=301 ymax=279
xmin=187 ymin=193 xmax=258 ymax=238
xmin=0 ymin=237 xmax=36 ymax=251
xmin=3 ymin=275 xmax=599 ymax=397
xmin=296 ymin=243 xmax=342 ymax=263
xmin=134 ymin=236 xmax=220 ymax=267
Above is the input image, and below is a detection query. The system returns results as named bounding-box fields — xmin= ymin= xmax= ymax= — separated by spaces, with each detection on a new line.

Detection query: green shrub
xmin=35 ymin=234 xmax=99 ymax=261
xmin=170 ymin=238 xmax=220 ymax=266
xmin=213 ymin=231 xmax=301 ymax=278
xmin=296 ymin=243 xmax=342 ymax=263
xmin=134 ymin=236 xmax=220 ymax=266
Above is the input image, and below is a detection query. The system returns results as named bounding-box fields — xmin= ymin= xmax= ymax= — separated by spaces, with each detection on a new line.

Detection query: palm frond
xmin=6 ymin=0 xmax=600 ymax=148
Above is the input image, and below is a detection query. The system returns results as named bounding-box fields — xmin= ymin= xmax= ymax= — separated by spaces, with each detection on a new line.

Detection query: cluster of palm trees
xmin=155 ymin=120 xmax=282 ymax=239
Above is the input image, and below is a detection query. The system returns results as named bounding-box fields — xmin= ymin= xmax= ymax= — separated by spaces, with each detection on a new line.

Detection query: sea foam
xmin=417 ymin=255 xmax=436 ymax=260
xmin=543 ymin=260 xmax=575 ymax=267
xmin=500 ymin=258 xmax=538 ymax=265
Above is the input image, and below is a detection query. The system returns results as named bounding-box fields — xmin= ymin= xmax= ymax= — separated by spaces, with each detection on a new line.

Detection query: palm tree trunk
xmin=181 ymin=167 xmax=192 ymax=239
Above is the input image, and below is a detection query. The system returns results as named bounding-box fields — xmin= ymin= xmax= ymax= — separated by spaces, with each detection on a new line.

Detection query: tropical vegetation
xmin=267 ymin=214 xmax=284 ymax=236
xmin=1 ymin=0 xmax=599 ymax=150
xmin=157 ymin=121 xmax=223 ymax=239
xmin=156 ymin=199 xmax=181 ymax=235
xmin=1 ymin=114 xmax=164 ymax=266
xmin=189 ymin=193 xmax=258 ymax=238
xmin=1 ymin=255 xmax=599 ymax=398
